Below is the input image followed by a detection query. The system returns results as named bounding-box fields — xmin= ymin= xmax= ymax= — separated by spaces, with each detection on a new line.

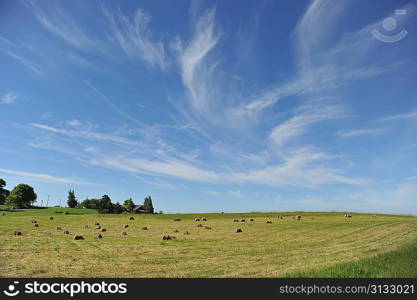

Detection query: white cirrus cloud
xmin=1 ymin=91 xmax=18 ymax=104
xmin=0 ymin=168 xmax=90 ymax=185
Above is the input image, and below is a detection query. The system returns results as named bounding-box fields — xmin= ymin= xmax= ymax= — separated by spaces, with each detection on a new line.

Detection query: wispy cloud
xmin=375 ymin=110 xmax=417 ymax=122
xmin=174 ymin=7 xmax=221 ymax=129
xmin=31 ymin=123 xmax=140 ymax=147
xmin=0 ymin=168 xmax=90 ymax=185
xmin=102 ymin=6 xmax=166 ymax=69
xmin=27 ymin=1 xmax=98 ymax=51
xmin=90 ymin=156 xmax=219 ymax=183
xmin=269 ymin=104 xmax=346 ymax=147
xmin=231 ymin=147 xmax=370 ymax=187
xmin=1 ymin=91 xmax=18 ymax=104
xmin=66 ymin=119 xmax=82 ymax=127
xmin=338 ymin=128 xmax=386 ymax=138
xmin=7 ymin=50 xmax=44 ymax=75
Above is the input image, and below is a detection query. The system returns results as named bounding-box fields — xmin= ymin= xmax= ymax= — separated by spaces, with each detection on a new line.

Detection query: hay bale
xmin=202 ymin=218 xmax=207 ymax=221
xmin=63 ymin=212 xmax=69 ymax=215
xmin=236 ymin=228 xmax=243 ymax=233
xmin=129 ymin=217 xmax=135 ymax=220
xmin=205 ymin=226 xmax=212 ymax=230
xmin=240 ymin=219 xmax=246 ymax=222
xmin=95 ymin=222 xmax=100 ymax=226
xmin=49 ymin=217 xmax=54 ymax=220
xmin=195 ymin=218 xmax=200 ymax=221
xmin=63 ymin=230 xmax=70 ymax=234
xmin=162 ymin=235 xmax=172 ymax=240
xmin=31 ymin=220 xmax=37 ymax=223
xmin=233 ymin=219 xmax=239 ymax=222
xmin=294 ymin=215 xmax=301 ymax=220
xmin=14 ymin=231 xmax=22 ymax=236
xmin=100 ymin=228 xmax=107 ymax=232
xmin=73 ymin=235 xmax=84 ymax=240
xmin=121 ymin=231 xmax=127 ymax=236
xmin=174 ymin=218 xmax=181 ymax=222
xmin=184 ymin=231 xmax=190 ymax=235
xmin=96 ymin=234 xmax=103 ymax=239
xmin=34 ymin=223 xmax=39 ymax=227
xmin=56 ymin=227 xmax=62 ymax=230
xmin=266 ymin=220 xmax=272 ymax=224
xmin=197 ymin=224 xmax=204 ymax=227
xmin=250 ymin=219 xmax=254 ymax=222
xmin=142 ymin=226 xmax=148 ymax=230
xmin=123 ymin=224 xmax=129 ymax=228
xmin=95 ymin=225 xmax=101 ymax=230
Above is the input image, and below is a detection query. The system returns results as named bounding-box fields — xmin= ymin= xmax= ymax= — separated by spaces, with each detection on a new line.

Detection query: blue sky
xmin=1 ymin=0 xmax=417 ymax=214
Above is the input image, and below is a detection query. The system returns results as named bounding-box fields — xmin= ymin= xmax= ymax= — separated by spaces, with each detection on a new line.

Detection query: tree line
xmin=67 ymin=190 xmax=155 ymax=214
xmin=0 ymin=179 xmax=157 ymax=214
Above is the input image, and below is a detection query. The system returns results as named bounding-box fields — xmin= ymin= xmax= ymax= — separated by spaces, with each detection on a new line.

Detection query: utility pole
xmin=47 ymin=195 xmax=49 ymax=207
xmin=41 ymin=199 xmax=43 ymax=207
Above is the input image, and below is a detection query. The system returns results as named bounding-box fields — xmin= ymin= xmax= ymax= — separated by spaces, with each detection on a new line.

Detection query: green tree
xmin=143 ymin=195 xmax=154 ymax=214
xmin=0 ymin=178 xmax=10 ymax=205
xmin=124 ymin=198 xmax=135 ymax=212
xmin=98 ymin=195 xmax=113 ymax=213
xmin=113 ymin=202 xmax=124 ymax=214
xmin=67 ymin=190 xmax=78 ymax=208
xmin=5 ymin=184 xmax=37 ymax=208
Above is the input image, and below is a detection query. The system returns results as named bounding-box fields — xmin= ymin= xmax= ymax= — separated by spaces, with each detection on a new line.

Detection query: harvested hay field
xmin=0 ymin=208 xmax=416 ymax=277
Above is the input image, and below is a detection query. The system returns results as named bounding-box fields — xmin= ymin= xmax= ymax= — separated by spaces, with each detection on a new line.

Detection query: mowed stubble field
xmin=1 ymin=208 xmax=417 ymax=278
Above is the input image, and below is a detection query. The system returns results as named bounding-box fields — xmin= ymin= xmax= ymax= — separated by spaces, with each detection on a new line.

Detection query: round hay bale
xmin=49 ymin=217 xmax=54 ymax=220
xmin=202 ymin=218 xmax=207 ymax=221
xmin=123 ymin=224 xmax=129 ymax=228
xmin=233 ymin=219 xmax=239 ymax=222
xmin=250 ymin=219 xmax=254 ymax=222
xmin=174 ymin=218 xmax=181 ymax=222
xmin=34 ymin=223 xmax=39 ymax=227
xmin=96 ymin=234 xmax=103 ymax=239
xmin=31 ymin=220 xmax=37 ymax=223
xmin=14 ymin=231 xmax=22 ymax=236
xmin=63 ymin=212 xmax=69 ymax=215
xmin=240 ymin=219 xmax=246 ymax=222
xmin=63 ymin=230 xmax=70 ymax=234
xmin=95 ymin=222 xmax=100 ymax=226
xmin=142 ymin=226 xmax=148 ymax=230
xmin=100 ymin=228 xmax=106 ymax=232
xmin=266 ymin=220 xmax=272 ymax=224
xmin=205 ymin=226 xmax=212 ymax=230
xmin=195 ymin=218 xmax=200 ymax=221
xmin=121 ymin=231 xmax=127 ymax=236
xmin=236 ymin=228 xmax=243 ymax=233
xmin=129 ymin=217 xmax=135 ymax=220
xmin=95 ymin=226 xmax=101 ymax=230
xmin=197 ymin=224 xmax=204 ymax=227
xmin=73 ymin=235 xmax=84 ymax=240
xmin=162 ymin=235 xmax=172 ymax=240
xmin=184 ymin=231 xmax=190 ymax=235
